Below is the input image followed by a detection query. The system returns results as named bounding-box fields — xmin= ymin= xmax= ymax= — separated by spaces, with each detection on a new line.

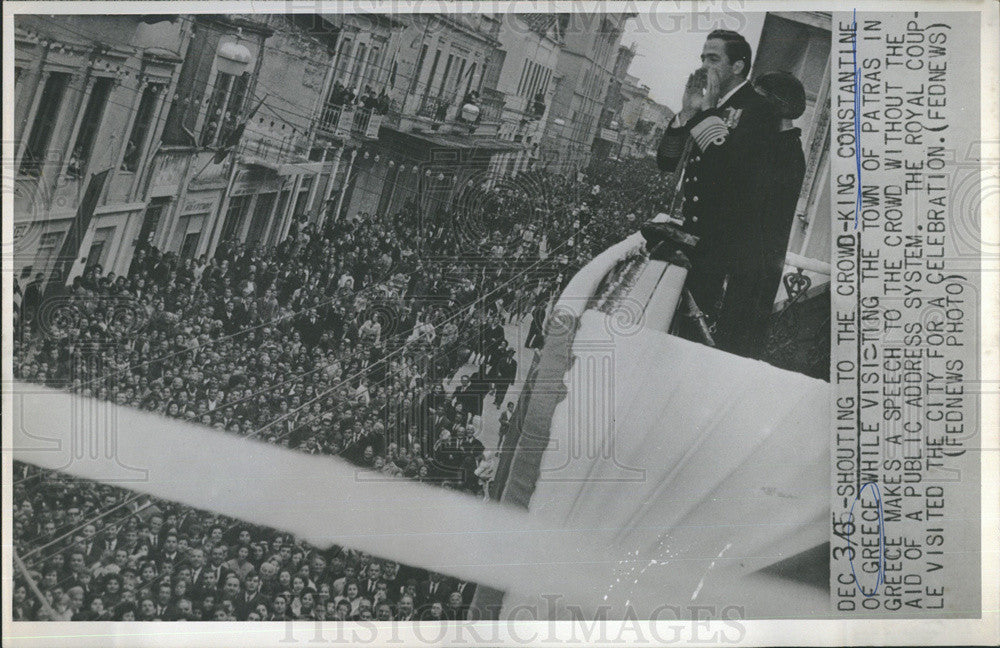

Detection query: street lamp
xmin=460 ymin=102 xmax=481 ymax=122
xmin=216 ymin=41 xmax=252 ymax=76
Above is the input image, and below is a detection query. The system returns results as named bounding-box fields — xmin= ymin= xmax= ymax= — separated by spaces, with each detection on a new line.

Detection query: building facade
xmin=591 ymin=43 xmax=674 ymax=163
xmin=488 ymin=13 xmax=563 ymax=178
xmin=337 ymin=13 xmax=522 ymax=221
xmin=13 ymin=15 xmax=189 ymax=283
xmin=538 ymin=12 xmax=633 ymax=173
xmin=591 ymin=43 xmax=638 ymax=161
xmin=13 ymin=12 xmax=658 ymax=288
xmin=147 ymin=15 xmax=276 ymax=262
xmin=632 ymin=96 xmax=674 ymax=158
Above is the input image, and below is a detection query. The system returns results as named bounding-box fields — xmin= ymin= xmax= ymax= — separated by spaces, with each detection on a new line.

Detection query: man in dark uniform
xmin=714 ymin=72 xmax=808 ymax=358
xmin=657 ymin=29 xmax=778 ymax=355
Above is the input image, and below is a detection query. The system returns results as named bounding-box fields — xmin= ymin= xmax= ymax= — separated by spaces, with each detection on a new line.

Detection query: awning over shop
xmin=379 ymin=126 xmax=525 ymax=158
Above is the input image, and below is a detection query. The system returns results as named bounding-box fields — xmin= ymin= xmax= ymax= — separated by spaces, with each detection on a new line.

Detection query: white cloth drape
xmin=501 ymin=309 xmax=829 ymax=618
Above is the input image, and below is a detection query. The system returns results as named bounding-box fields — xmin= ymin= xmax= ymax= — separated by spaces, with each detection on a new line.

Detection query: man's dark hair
xmin=115 ymin=603 xmax=137 ymax=620
xmin=707 ymin=29 xmax=752 ymax=76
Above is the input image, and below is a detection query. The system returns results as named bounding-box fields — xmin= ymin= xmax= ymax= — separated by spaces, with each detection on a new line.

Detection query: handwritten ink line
xmin=853 ymin=8 xmax=862 ymax=232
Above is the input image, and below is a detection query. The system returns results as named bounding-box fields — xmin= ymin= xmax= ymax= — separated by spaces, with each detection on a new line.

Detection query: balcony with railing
xmin=478 ymin=88 xmax=506 ymax=124
xmin=316 ymin=103 xmax=385 ymax=141
xmin=416 ymin=94 xmax=453 ymax=122
xmin=352 ymin=106 xmax=384 ymax=139
xmin=317 ymin=103 xmax=344 ymax=135
xmin=316 ymin=102 xmax=353 ymax=139
xmin=399 ymin=88 xmax=505 ymax=138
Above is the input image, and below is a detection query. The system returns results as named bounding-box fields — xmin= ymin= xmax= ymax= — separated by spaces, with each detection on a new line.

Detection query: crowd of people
xmin=12 ymin=157 xmax=670 ymax=621
xmin=326 ymin=82 xmax=391 ymax=116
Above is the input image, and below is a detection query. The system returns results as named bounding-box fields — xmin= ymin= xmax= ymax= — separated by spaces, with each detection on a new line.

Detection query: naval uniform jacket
xmin=656 ymin=82 xmax=777 ymax=289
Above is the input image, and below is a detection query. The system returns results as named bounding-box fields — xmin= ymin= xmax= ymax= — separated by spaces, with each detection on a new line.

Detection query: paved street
xmin=443 ymin=312 xmax=537 ymax=451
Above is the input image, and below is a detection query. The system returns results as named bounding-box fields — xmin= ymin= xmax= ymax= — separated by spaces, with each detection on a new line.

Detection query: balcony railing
xmin=316 ymin=103 xmax=355 ymax=138
xmin=417 ymin=90 xmax=505 ymax=125
xmin=399 ymin=88 xmax=508 ymax=137
xmin=317 ymin=103 xmax=385 ymax=139
xmin=478 ymin=88 xmax=506 ymax=125
xmin=417 ymin=94 xmax=452 ymax=122
xmin=318 ymin=103 xmax=344 ymax=134
xmin=352 ymin=107 xmax=384 ymax=139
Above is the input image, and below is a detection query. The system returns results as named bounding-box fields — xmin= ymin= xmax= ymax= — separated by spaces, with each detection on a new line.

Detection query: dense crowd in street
xmin=12 ymin=157 xmax=669 ymax=621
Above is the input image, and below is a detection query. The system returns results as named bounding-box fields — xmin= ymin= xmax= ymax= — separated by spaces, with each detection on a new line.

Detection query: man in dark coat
xmin=467 ymin=367 xmax=489 ymax=420
xmin=491 ymin=349 xmax=517 ymax=408
xmin=714 ymin=71 xmax=807 ymax=358
xmin=484 ymin=317 xmax=507 ymax=370
xmin=525 ymin=301 xmax=547 ymax=349
xmin=234 ymin=573 xmax=266 ymax=621
xmin=21 ymin=272 xmax=45 ymax=331
xmin=453 ymin=375 xmax=477 ymax=424
xmin=656 ymin=29 xmax=778 ymax=355
xmin=458 ymin=427 xmax=486 ymax=492
xmin=416 ymin=572 xmax=448 ymax=607
xmin=432 ymin=428 xmax=464 ymax=481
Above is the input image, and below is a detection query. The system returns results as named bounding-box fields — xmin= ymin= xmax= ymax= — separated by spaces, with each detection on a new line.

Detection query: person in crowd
xmin=525 ymin=298 xmax=547 ymax=349
xmin=497 ymin=401 xmax=515 ymax=450
xmin=14 ymin=156 xmax=675 ymax=621
xmin=475 ymin=450 xmax=499 ymax=501
xmin=445 ymin=590 xmax=465 ymax=620
xmin=490 ymin=348 xmax=517 ymax=408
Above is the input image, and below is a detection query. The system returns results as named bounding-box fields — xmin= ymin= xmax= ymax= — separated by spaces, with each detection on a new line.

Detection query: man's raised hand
xmin=680 ymin=69 xmax=708 ymax=122
xmin=704 ymin=67 xmax=723 ymax=109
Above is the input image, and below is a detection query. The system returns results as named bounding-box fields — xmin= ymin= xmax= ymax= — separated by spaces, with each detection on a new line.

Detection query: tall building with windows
xmin=13 ymin=13 xmax=394 ymax=284
xmin=145 ymin=13 xmax=368 ymax=262
xmin=12 ymin=15 xmax=188 ymax=283
xmin=631 ymin=96 xmax=673 ymax=158
xmin=539 ymin=12 xmax=634 ymax=173
xmin=592 ymin=42 xmax=638 ymax=161
xmin=489 ymin=13 xmax=564 ymax=177
xmin=298 ymin=13 xmax=407 ymax=226
xmin=336 ymin=13 xmax=522 ymax=221
xmin=144 ymin=15 xmax=275 ymax=261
